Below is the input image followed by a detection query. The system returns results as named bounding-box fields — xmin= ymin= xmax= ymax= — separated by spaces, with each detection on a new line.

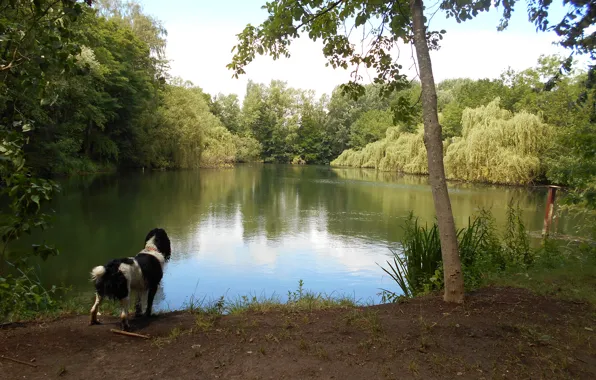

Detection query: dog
xmin=89 ymin=228 xmax=171 ymax=330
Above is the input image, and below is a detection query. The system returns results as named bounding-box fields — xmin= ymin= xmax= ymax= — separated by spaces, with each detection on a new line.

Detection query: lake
xmin=20 ymin=164 xmax=572 ymax=310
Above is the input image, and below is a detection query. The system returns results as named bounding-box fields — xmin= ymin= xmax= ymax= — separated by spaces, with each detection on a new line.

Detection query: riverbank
xmin=1 ymin=286 xmax=594 ymax=379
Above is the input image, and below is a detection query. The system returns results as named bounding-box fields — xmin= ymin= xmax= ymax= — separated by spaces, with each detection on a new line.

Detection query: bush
xmin=380 ymin=200 xmax=535 ymax=300
xmin=379 ymin=212 xmax=442 ymax=300
xmin=0 ymin=127 xmax=63 ymax=322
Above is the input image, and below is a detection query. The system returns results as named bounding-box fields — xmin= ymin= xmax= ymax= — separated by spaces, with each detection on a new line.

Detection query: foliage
xmin=440 ymin=0 xmax=596 ymax=207
xmin=502 ymin=199 xmax=534 ymax=267
xmin=232 ymin=134 xmax=262 ymax=163
xmin=210 ymin=93 xmax=243 ymax=134
xmin=331 ymin=125 xmax=428 ymax=174
xmin=544 ymin=114 xmax=596 ymax=210
xmin=0 ymin=127 xmax=63 ymax=322
xmin=380 ymin=201 xmax=536 ymax=299
xmin=438 ymin=78 xmax=506 ymax=138
xmin=486 ymin=241 xmax=596 ymax=304
xmin=379 ymin=212 xmax=443 ymax=298
xmin=330 ymin=55 xmax=593 ymax=204
xmin=349 ymin=109 xmax=394 ymax=149
xmin=444 ymin=99 xmax=552 ymax=185
xmin=0 ymin=0 xmax=94 ymax=321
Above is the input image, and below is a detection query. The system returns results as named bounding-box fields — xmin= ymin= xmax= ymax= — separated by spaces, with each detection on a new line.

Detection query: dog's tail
xmin=90 ymin=266 xmax=106 ymax=281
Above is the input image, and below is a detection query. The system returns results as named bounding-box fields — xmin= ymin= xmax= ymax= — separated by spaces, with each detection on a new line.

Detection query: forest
xmin=1 ymin=0 xmax=593 ymax=204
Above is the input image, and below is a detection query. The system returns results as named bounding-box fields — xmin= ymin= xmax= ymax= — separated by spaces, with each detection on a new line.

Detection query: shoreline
xmin=1 ymin=286 xmax=594 ymax=379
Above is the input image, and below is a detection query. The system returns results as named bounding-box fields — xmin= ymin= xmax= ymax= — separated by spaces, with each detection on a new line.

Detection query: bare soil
xmin=1 ymin=287 xmax=595 ymax=380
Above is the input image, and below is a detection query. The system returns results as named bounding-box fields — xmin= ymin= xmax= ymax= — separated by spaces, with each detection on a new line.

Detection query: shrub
xmin=380 ymin=200 xmax=535 ymax=300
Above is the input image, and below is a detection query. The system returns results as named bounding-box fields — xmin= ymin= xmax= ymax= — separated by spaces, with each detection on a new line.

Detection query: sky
xmin=138 ymin=0 xmax=582 ymax=100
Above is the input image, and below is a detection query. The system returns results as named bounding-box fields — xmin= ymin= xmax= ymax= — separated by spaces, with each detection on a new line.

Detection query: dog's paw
xmin=89 ymin=320 xmax=101 ymax=326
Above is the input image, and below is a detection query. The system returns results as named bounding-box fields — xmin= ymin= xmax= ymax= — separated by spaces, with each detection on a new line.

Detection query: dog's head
xmin=145 ymin=228 xmax=171 ymax=262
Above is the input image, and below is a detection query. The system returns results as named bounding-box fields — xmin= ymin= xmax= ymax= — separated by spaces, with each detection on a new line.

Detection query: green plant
xmin=456 ymin=208 xmax=503 ymax=289
xmin=287 ymin=279 xmax=305 ymax=302
xmin=503 ymin=199 xmax=533 ymax=267
xmin=379 ymin=203 xmax=535 ymax=300
xmin=378 ymin=212 xmax=443 ymax=298
xmin=0 ymin=127 xmax=63 ymax=322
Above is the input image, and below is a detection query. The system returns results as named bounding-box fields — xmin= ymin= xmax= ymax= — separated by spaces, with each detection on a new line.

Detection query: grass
xmin=225 ymin=281 xmax=358 ymax=315
xmin=341 ymin=309 xmax=383 ymax=336
xmin=485 ymin=243 xmax=596 ymax=304
xmin=0 ymin=279 xmax=360 ymax=326
xmin=380 ymin=204 xmax=596 ymax=307
xmin=152 ymin=325 xmax=188 ymax=347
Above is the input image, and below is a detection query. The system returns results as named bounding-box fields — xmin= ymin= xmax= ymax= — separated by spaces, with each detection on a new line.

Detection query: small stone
xmin=247 ymin=351 xmax=253 ymax=354
xmin=584 ymin=327 xmax=593 ymax=332
xmin=457 ymin=372 xmax=463 ymax=376
xmin=456 ymin=324 xmax=460 ymax=328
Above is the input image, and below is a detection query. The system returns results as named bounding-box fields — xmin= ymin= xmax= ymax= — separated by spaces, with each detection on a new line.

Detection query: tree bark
xmin=409 ymin=0 xmax=465 ymax=303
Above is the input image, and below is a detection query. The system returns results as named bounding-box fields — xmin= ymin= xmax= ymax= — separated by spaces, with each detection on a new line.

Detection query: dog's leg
xmin=141 ymin=290 xmax=148 ymax=315
xmin=120 ymin=297 xmax=130 ymax=331
xmin=145 ymin=286 xmax=157 ymax=318
xmin=135 ymin=290 xmax=143 ymax=318
xmin=89 ymin=293 xmax=103 ymax=326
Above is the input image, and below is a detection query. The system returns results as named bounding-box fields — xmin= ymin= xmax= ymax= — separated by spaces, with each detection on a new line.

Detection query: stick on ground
xmin=110 ymin=329 xmax=150 ymax=339
xmin=0 ymin=355 xmax=38 ymax=368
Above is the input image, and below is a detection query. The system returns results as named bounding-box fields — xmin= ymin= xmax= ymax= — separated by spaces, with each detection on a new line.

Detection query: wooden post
xmin=542 ymin=186 xmax=561 ymax=238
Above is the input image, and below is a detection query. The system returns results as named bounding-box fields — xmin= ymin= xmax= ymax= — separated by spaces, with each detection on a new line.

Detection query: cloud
xmin=164 ymin=20 xmax=574 ymax=101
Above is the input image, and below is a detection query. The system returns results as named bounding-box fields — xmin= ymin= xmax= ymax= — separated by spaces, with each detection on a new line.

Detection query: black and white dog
xmin=89 ymin=228 xmax=171 ymax=330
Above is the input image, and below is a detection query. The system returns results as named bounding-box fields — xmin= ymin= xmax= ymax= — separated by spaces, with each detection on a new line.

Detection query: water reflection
xmin=19 ymin=164 xmax=566 ymax=309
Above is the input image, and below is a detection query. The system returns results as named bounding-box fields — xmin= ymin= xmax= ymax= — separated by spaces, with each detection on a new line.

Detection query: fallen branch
xmin=110 ymin=329 xmax=150 ymax=339
xmin=0 ymin=355 xmax=38 ymax=368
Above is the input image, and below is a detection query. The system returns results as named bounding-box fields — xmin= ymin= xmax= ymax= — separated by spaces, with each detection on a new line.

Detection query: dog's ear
xmin=144 ymin=228 xmax=158 ymax=244
xmin=156 ymin=229 xmax=171 ymax=261
xmin=147 ymin=228 xmax=171 ymax=260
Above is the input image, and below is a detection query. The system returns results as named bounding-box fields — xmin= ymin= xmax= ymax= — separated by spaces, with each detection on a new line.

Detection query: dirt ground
xmin=1 ymin=287 xmax=595 ymax=380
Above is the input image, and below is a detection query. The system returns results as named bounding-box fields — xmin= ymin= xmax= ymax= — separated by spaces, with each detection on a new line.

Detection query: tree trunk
xmin=409 ymin=0 xmax=465 ymax=303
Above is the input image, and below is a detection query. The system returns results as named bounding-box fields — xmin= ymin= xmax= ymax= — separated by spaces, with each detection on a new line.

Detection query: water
xmin=17 ymin=164 xmax=573 ymax=310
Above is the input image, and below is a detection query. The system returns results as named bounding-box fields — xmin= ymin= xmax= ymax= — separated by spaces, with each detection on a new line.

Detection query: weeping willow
xmin=444 ymin=98 xmax=552 ymax=185
xmin=159 ymin=85 xmax=261 ymax=169
xmin=200 ymin=126 xmax=238 ymax=168
xmin=331 ymin=126 xmax=428 ymax=175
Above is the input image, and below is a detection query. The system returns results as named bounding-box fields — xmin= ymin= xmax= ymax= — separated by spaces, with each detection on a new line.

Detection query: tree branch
xmin=294 ymin=0 xmax=345 ymax=31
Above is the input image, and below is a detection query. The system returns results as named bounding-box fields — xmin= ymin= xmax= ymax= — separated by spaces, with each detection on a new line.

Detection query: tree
xmin=228 ymin=0 xmax=465 ymax=303
xmin=440 ymin=1 xmax=595 ymax=209
xmin=349 ymin=109 xmax=394 ymax=149
xmin=438 ymin=78 xmax=506 ymax=138
xmin=293 ymin=90 xmax=328 ymax=163
xmin=409 ymin=0 xmax=464 ymax=302
xmin=211 ymin=93 xmax=243 ymax=134
xmin=0 ymin=0 xmax=94 ymax=318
